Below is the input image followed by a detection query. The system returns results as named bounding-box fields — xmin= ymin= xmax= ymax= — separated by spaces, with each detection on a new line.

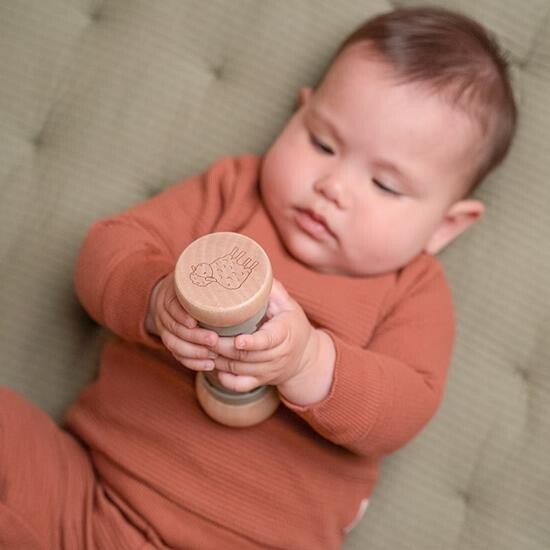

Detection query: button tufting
xmin=212 ymin=65 xmax=225 ymax=79
xmin=520 ymin=368 xmax=530 ymax=383
xmin=457 ymin=488 xmax=471 ymax=505
xmin=89 ymin=7 xmax=103 ymax=22
xmin=514 ymin=364 xmax=530 ymax=382
xmin=32 ymin=131 xmax=44 ymax=148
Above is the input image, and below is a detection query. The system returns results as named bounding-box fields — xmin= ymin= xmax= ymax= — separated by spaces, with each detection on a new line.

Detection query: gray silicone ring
xmin=198 ymin=305 xmax=267 ymax=336
xmin=200 ymin=304 xmax=269 ymax=402
xmin=201 ymin=372 xmax=270 ymax=405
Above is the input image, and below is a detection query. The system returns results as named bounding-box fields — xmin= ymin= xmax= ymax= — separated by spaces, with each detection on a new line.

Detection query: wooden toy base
xmin=195 ymin=371 xmax=280 ymax=428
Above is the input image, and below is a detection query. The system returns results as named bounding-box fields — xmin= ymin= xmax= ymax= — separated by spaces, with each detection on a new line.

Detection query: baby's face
xmin=260 ymin=46 xmax=482 ymax=276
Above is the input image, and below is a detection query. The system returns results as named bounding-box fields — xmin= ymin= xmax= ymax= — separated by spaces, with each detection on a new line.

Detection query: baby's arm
xmin=74 ymin=170 xmax=209 ymax=345
xmin=212 ymin=279 xmax=335 ymax=403
xmin=214 ymin=264 xmax=454 ymax=458
xmin=74 ymin=156 xmax=259 ymax=346
xmin=282 ymin=265 xmax=455 ymax=458
xmin=74 ymin=214 xmax=174 ymax=347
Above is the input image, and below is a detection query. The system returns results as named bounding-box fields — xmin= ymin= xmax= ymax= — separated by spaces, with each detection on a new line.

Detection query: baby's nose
xmin=313 ymin=175 xmax=346 ymax=209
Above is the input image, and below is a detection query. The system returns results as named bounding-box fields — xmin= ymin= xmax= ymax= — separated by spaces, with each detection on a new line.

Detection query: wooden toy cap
xmin=175 ymin=232 xmax=272 ymax=329
xmin=195 ymin=372 xmax=280 ymax=428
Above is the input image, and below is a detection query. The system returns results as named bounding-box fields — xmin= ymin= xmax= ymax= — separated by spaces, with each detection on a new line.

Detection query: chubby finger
xmin=161 ymin=330 xmax=218 ymax=361
xmin=266 ymin=279 xmax=295 ymax=317
xmin=174 ymin=356 xmax=216 ymax=372
xmin=211 ymin=336 xmax=277 ymax=363
xmin=216 ymin=371 xmax=261 ymax=393
xmin=211 ymin=336 xmax=238 ymax=357
xmin=213 ymin=355 xmax=264 ymax=376
xmin=158 ymin=310 xmax=218 ymax=347
xmin=158 ymin=280 xmax=198 ymax=327
xmin=212 ymin=336 xmax=262 ymax=359
xmin=235 ymin=322 xmax=285 ymax=352
xmin=164 ymin=294 xmax=198 ymax=329
xmin=270 ymin=278 xmax=290 ymax=301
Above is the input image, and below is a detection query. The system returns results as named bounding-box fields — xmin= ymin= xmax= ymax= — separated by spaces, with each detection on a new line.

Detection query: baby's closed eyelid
xmin=372 ymin=178 xmax=402 ymax=196
xmin=309 ymin=132 xmax=335 ymax=155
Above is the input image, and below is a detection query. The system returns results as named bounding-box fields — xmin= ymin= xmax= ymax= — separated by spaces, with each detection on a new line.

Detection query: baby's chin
xmin=283 ymin=233 xmax=402 ymax=277
xmin=269 ymin=208 xmax=356 ymax=275
xmin=281 ymin=232 xmax=347 ymax=275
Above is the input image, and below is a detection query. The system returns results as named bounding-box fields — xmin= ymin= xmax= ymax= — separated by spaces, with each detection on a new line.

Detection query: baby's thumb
xmin=267 ymin=279 xmax=296 ymax=317
xmin=163 ymin=272 xmax=198 ymax=328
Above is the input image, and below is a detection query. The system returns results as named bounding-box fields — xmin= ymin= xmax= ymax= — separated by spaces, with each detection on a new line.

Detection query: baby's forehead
xmin=321 ymin=45 xmax=394 ymax=85
xmin=310 ymin=63 xmax=484 ymax=198
xmin=322 ymin=45 xmax=477 ymax=119
xmin=320 ymin=48 xmax=485 ymax=141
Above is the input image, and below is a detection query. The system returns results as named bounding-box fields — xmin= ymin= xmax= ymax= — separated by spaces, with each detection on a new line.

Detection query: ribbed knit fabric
xmin=66 ymin=155 xmax=455 ymax=549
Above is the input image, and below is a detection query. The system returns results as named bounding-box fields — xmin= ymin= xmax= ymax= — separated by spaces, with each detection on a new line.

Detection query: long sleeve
xmin=67 ymin=156 xmax=454 ymax=548
xmin=74 ymin=155 xmax=262 ymax=347
xmin=281 ymin=259 xmax=455 ymax=458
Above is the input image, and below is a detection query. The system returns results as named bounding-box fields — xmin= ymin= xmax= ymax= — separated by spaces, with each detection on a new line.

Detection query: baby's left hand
xmin=211 ymin=279 xmax=317 ymax=392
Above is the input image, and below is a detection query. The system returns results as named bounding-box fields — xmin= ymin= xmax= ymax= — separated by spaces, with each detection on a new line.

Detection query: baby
xmin=1 ymin=6 xmax=516 ymax=550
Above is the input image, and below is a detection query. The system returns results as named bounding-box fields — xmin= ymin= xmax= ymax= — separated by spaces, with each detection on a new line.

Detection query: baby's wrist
xmin=279 ymin=329 xmax=335 ymax=406
xmin=301 ymin=327 xmax=321 ymax=375
xmin=145 ymin=277 xmax=165 ymax=335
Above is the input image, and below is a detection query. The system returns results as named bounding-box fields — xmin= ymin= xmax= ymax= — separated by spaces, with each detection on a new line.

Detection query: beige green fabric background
xmin=1 ymin=1 xmax=549 ymax=548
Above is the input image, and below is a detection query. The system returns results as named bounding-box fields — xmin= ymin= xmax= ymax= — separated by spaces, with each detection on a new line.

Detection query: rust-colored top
xmin=70 ymin=155 xmax=455 ymax=549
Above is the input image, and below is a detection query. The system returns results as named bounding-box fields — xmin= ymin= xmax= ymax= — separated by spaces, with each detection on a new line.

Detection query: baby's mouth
xmin=295 ymin=208 xmax=337 ymax=240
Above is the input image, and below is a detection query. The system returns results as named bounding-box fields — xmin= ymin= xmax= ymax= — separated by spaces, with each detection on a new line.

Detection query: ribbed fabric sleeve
xmin=281 ymin=260 xmax=455 ymax=458
xmin=67 ymin=154 xmax=456 ymax=548
xmin=74 ymin=155 xmax=262 ymax=348
xmin=74 ymin=220 xmax=173 ymax=348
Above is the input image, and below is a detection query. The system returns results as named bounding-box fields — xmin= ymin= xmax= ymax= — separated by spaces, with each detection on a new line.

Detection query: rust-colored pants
xmin=0 ymin=386 xmax=148 ymax=550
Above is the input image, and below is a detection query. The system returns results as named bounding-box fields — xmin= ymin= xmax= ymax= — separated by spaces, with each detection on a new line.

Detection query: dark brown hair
xmin=332 ymin=7 xmax=518 ymax=194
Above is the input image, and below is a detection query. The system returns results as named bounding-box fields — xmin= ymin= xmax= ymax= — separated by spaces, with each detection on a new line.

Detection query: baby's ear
xmin=296 ymin=86 xmax=313 ymax=108
xmin=425 ymin=199 xmax=485 ymax=255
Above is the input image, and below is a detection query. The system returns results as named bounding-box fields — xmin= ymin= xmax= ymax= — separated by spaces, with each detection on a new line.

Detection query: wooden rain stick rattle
xmin=174 ymin=232 xmax=280 ymax=428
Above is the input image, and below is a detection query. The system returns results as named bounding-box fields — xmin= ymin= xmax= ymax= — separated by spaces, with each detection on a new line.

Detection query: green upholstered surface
xmin=1 ymin=1 xmax=549 ymax=548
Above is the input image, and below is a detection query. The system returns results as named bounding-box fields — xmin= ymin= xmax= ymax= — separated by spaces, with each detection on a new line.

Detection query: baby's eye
xmin=373 ymin=179 xmax=402 ymax=197
xmin=309 ymin=133 xmax=334 ymax=155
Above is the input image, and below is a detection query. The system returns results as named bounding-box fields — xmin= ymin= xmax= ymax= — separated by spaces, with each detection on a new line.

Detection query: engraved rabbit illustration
xmin=190 ymin=247 xmax=258 ymax=290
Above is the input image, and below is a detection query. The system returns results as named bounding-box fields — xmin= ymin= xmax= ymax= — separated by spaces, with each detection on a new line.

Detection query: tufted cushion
xmin=1 ymin=1 xmax=549 ymax=548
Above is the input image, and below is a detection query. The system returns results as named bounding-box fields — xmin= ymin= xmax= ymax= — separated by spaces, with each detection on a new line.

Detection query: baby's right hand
xmin=146 ymin=272 xmax=218 ymax=371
